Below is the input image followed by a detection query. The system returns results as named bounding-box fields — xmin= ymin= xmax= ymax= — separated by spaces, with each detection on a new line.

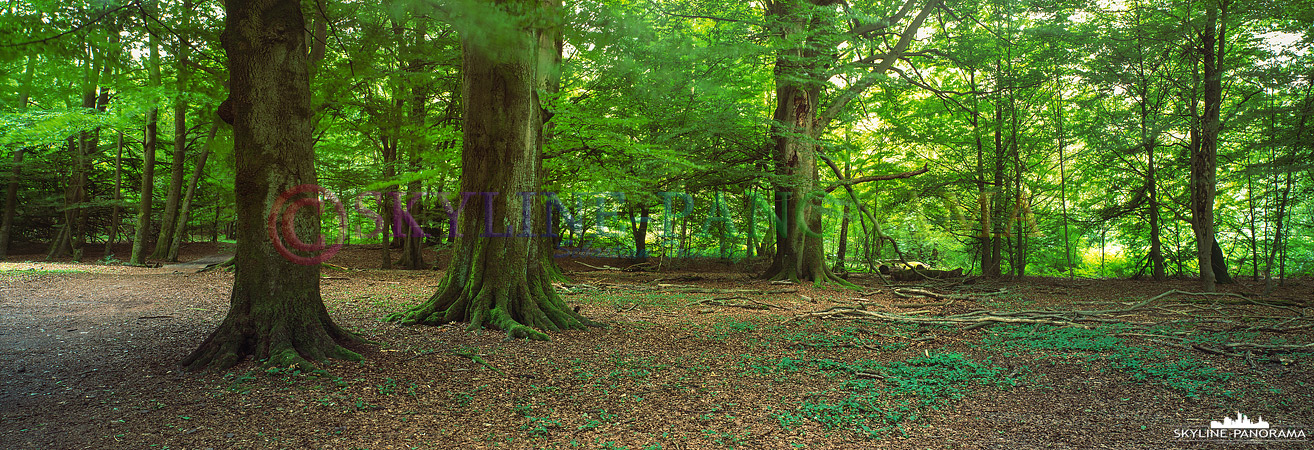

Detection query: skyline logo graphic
xmin=1175 ymin=411 xmax=1306 ymax=443
xmin=1211 ymin=412 xmax=1269 ymax=429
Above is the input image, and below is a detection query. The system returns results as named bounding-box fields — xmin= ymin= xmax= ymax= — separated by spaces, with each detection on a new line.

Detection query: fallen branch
xmin=1143 ymin=289 xmax=1297 ymax=307
xmin=577 ymin=262 xmax=620 ymax=271
xmin=665 ymin=286 xmax=798 ymax=295
xmin=892 ymin=287 xmax=1007 ymax=301
xmin=624 ymin=262 xmax=657 ymax=272
xmin=689 ymin=297 xmax=786 ymax=310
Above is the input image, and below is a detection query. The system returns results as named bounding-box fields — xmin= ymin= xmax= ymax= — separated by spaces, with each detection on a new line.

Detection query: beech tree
xmin=182 ymin=0 xmax=365 ymax=370
xmin=759 ymin=0 xmax=936 ymax=284
xmin=130 ymin=1 xmax=162 ymax=266
xmin=389 ymin=0 xmax=598 ymax=340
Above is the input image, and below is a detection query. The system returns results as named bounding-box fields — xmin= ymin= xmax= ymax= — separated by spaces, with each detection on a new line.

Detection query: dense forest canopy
xmin=1 ymin=0 xmax=1311 ymax=288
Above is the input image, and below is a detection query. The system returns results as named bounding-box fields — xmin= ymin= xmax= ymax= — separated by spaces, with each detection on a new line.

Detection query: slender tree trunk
xmin=1266 ymin=84 xmax=1308 ymax=292
xmin=744 ymin=190 xmax=756 ymax=259
xmin=183 ymin=0 xmax=365 ymax=371
xmin=987 ymin=84 xmax=1005 ymax=278
xmin=106 ymin=132 xmax=124 ymax=255
xmin=1189 ymin=1 xmax=1228 ymax=291
xmin=153 ymin=1 xmax=192 ymax=261
xmin=397 ymin=21 xmax=429 ymax=270
xmin=131 ymin=2 xmax=162 ymax=266
xmin=97 ymin=15 xmax=121 ymax=257
xmin=52 ymin=45 xmax=102 ymax=260
xmin=629 ymin=206 xmax=650 ymax=264
xmin=0 ymin=51 xmax=40 ymax=259
xmin=379 ymin=136 xmax=396 ymax=269
xmin=0 ymin=148 xmax=22 ymax=259
xmin=1147 ymin=141 xmax=1165 ymax=280
xmin=833 ymin=203 xmax=849 ymax=273
xmin=167 ymin=122 xmax=220 ymax=261
xmin=390 ymin=0 xmax=597 ymax=340
xmin=1055 ymin=69 xmax=1073 ymax=280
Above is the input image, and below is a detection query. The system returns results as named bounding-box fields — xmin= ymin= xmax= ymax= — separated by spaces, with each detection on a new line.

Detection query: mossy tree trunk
xmin=759 ymin=0 xmax=840 ymax=285
xmin=760 ymin=0 xmax=935 ymax=286
xmin=389 ymin=0 xmax=596 ymax=340
xmin=182 ymin=0 xmax=365 ymax=371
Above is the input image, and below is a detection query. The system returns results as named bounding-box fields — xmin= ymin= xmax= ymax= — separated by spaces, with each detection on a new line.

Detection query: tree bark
xmin=760 ymin=0 xmax=837 ymax=284
xmin=130 ymin=1 xmax=162 ymax=266
xmin=628 ymin=206 xmax=650 ymax=263
xmin=167 ymin=121 xmax=220 ymax=261
xmin=389 ymin=0 xmax=597 ymax=340
xmin=397 ymin=20 xmax=428 ymax=270
xmin=759 ymin=0 xmax=935 ymax=285
xmin=833 ymin=203 xmax=849 ymax=273
xmin=183 ymin=0 xmax=365 ymax=371
xmin=1 ymin=50 xmax=40 ymax=259
xmin=101 ymin=20 xmax=122 ymax=256
xmin=0 ymin=148 xmax=22 ymax=259
xmin=52 ymin=42 xmax=103 ymax=260
xmin=107 ymin=132 xmax=124 ymax=256
xmin=1190 ymin=1 xmax=1228 ymax=290
xmin=153 ymin=0 xmax=193 ymax=262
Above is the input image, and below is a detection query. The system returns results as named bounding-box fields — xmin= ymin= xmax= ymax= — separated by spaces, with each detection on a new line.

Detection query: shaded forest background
xmin=1 ymin=0 xmax=1311 ymax=287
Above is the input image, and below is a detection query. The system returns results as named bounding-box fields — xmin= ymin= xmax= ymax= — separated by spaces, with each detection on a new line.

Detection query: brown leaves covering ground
xmin=1 ymin=244 xmax=1312 ymax=450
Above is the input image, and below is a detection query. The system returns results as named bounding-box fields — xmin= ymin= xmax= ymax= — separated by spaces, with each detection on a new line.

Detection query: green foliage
xmin=1100 ymin=346 xmax=1235 ymax=399
xmin=1 ymin=0 xmax=1310 ymax=279
xmin=978 ymin=324 xmax=1240 ymax=398
xmin=771 ymin=353 xmax=1016 ymax=438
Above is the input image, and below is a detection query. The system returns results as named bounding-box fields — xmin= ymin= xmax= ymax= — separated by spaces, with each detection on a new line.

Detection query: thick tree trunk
xmin=389 ymin=0 xmax=597 ymax=340
xmin=760 ymin=1 xmax=836 ymax=284
xmin=183 ymin=0 xmax=365 ymax=371
xmin=762 ymin=83 xmax=834 ymax=283
xmin=130 ymin=3 xmax=162 ymax=266
xmin=758 ymin=0 xmax=932 ymax=285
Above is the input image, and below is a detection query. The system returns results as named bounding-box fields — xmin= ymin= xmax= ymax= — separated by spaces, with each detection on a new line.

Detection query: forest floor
xmin=2 ymin=243 xmax=1313 ymax=450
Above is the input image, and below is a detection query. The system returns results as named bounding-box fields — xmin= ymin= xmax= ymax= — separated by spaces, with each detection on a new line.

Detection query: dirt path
xmin=1 ymin=252 xmax=1311 ymax=449
xmin=0 ymin=264 xmax=231 ymax=449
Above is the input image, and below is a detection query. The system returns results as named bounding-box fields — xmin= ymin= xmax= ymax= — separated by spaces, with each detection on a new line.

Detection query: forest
xmin=3 ymin=0 xmax=1310 ymax=285
xmin=1 ymin=0 xmax=1313 ymax=448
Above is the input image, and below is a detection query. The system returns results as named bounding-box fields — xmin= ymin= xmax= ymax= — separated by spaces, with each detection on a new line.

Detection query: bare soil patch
xmin=2 ymin=244 xmax=1311 ymax=449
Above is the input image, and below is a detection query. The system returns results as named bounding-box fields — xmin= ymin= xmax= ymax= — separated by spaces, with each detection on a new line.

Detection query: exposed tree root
xmin=763 ymin=262 xmax=860 ymax=290
xmin=181 ymin=301 xmax=365 ymax=372
xmin=198 ymin=256 xmax=235 ymax=272
xmin=796 ymin=288 xmax=1314 ymax=365
xmin=389 ymin=264 xmax=601 ymax=341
